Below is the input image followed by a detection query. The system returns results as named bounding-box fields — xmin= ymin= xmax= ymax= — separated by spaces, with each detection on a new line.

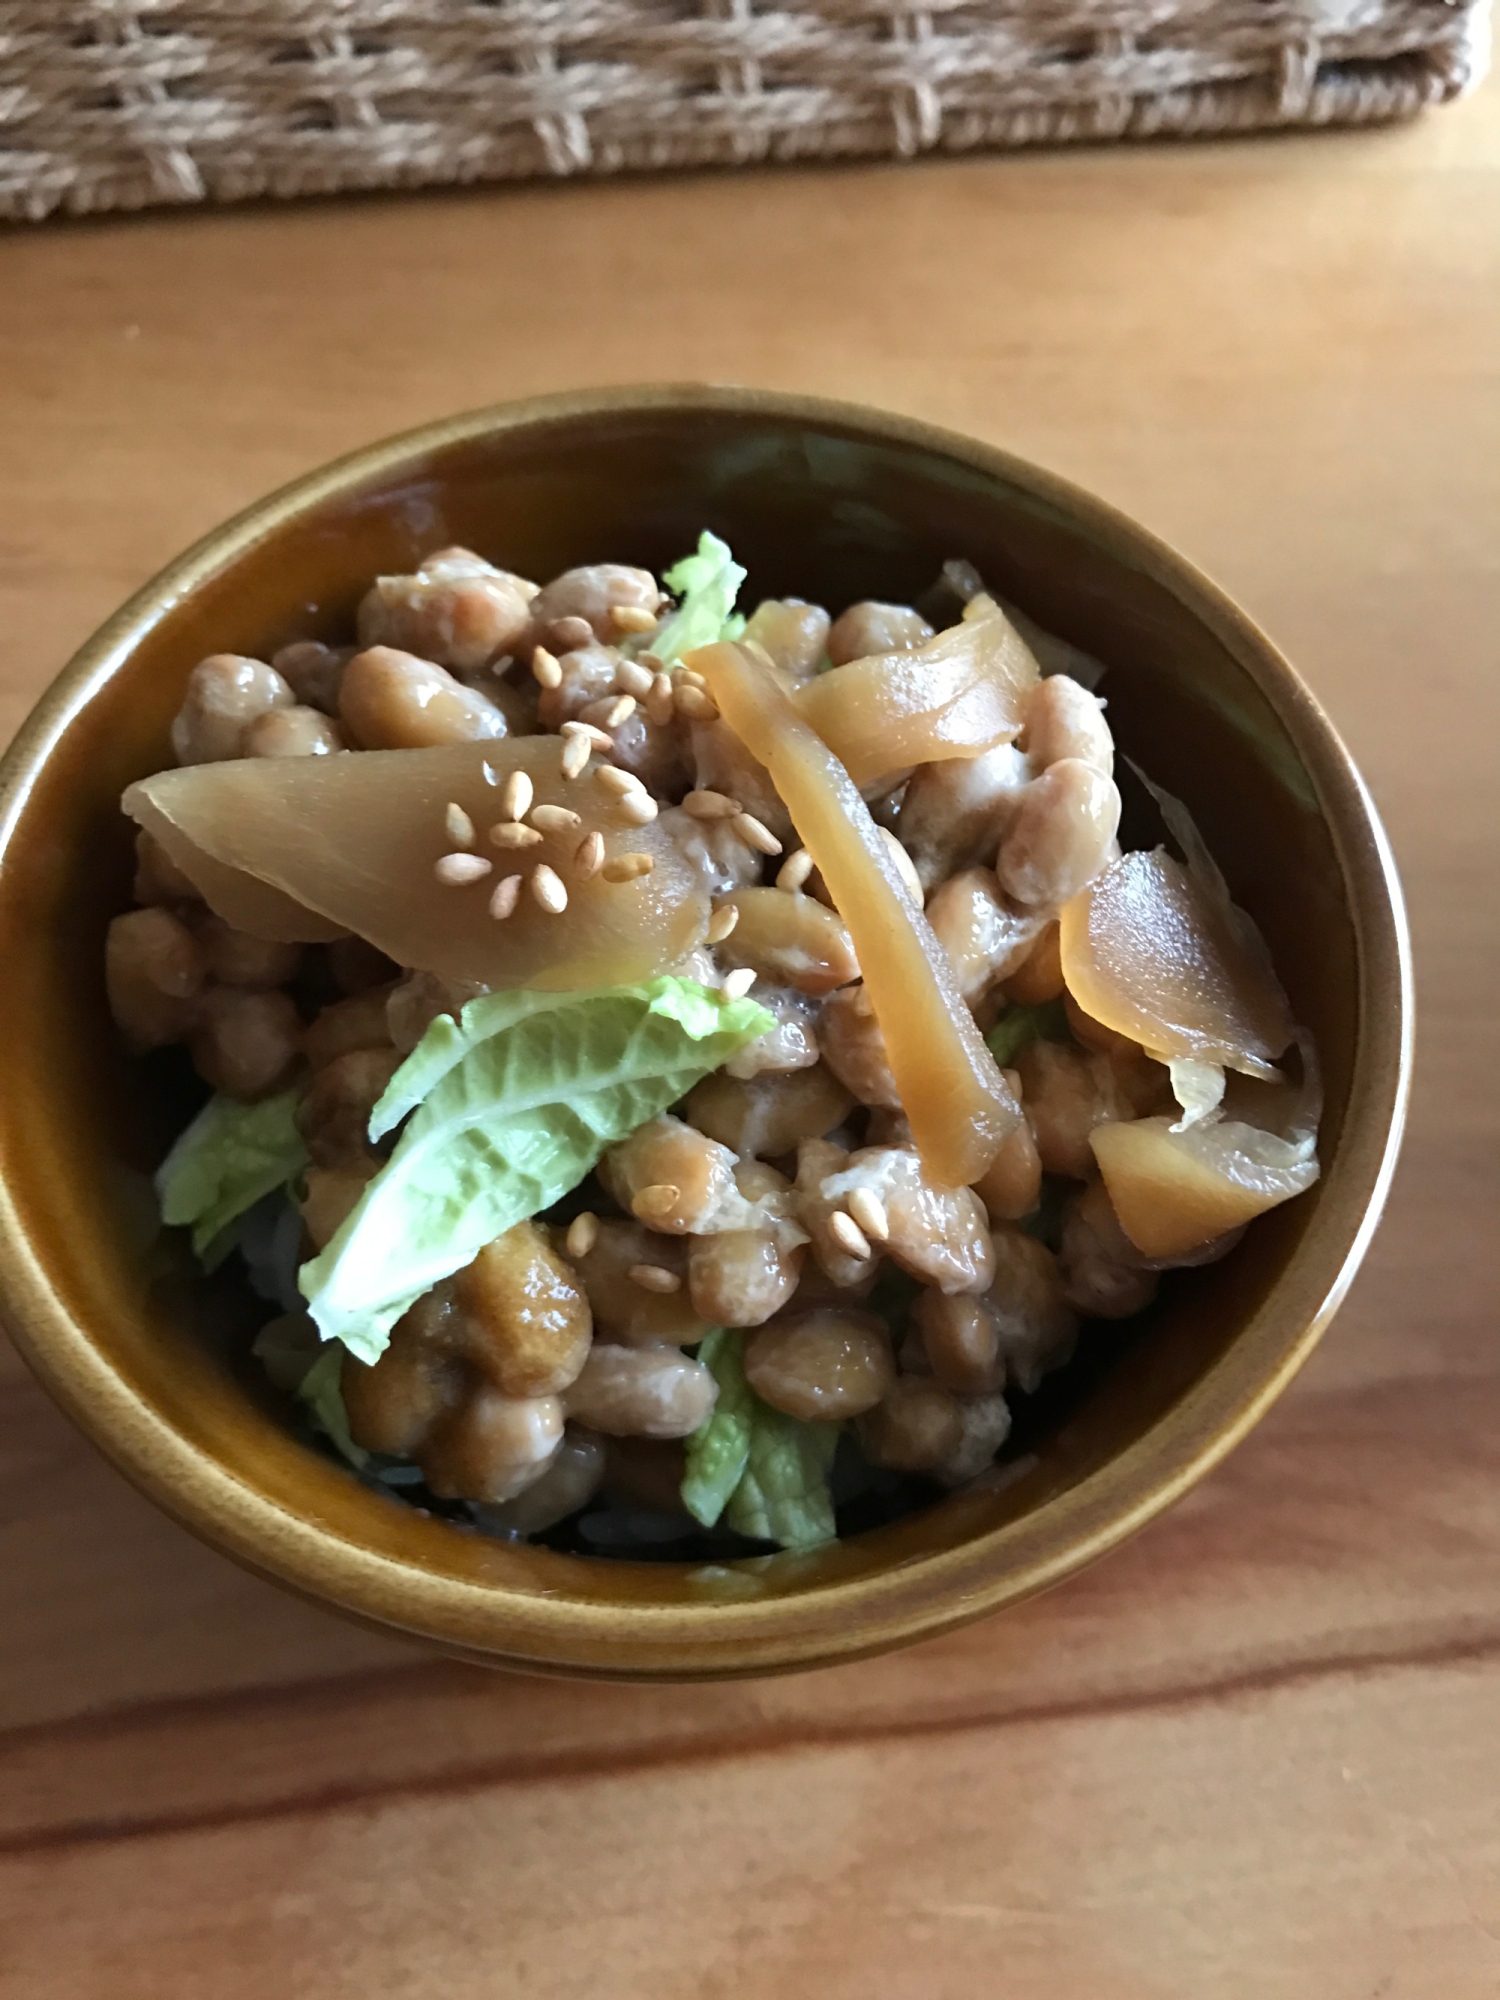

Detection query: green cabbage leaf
xmin=156 ymin=1089 xmax=308 ymax=1263
xmin=985 ymin=997 xmax=1071 ymax=1069
xmin=684 ymin=1328 xmax=840 ymax=1552
xmin=648 ymin=532 xmax=747 ymax=664
xmin=299 ymin=977 xmax=771 ymax=1363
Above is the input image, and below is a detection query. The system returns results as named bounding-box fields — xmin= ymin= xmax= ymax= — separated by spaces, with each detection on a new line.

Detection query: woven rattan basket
xmin=3 ymin=1 xmax=1490 ymax=224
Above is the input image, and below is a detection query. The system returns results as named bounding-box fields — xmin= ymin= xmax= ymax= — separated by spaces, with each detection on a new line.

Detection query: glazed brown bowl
xmin=0 ymin=387 xmax=1410 ymax=1679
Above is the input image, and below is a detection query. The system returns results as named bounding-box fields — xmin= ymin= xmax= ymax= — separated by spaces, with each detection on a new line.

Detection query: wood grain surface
xmin=2 ymin=73 xmax=1498 ymax=1998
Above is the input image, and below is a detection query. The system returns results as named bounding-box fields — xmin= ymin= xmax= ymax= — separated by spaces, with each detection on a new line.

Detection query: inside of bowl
xmin=0 ymin=399 xmax=1361 ymax=1637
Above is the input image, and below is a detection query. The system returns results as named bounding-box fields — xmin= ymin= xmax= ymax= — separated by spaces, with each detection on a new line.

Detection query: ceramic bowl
xmin=0 ymin=388 xmax=1411 ymax=1678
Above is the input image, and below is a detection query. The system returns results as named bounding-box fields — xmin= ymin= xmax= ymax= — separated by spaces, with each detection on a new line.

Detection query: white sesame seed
xmin=682 ymin=789 xmax=740 ymax=820
xmin=560 ymin=731 xmax=592 ymax=780
xmin=550 ymin=615 xmax=594 ymax=652
xmin=530 ymin=864 xmax=568 ymax=914
xmin=566 ymin=1211 xmax=599 ymax=1258
xmin=776 ymin=848 xmax=815 ymax=892
xmin=602 ymin=851 xmax=654 ymax=884
xmin=596 ymin=764 xmax=644 ymax=797
xmin=645 ymin=672 xmax=675 ymax=726
xmin=879 ymin=826 xmax=925 ymax=905
xmin=615 ymin=658 xmax=655 ymax=698
xmin=731 ymin=811 xmax=783 ymax=856
xmin=720 ymin=967 xmax=757 ymax=1000
xmin=444 ymin=802 xmax=475 ymax=848
xmin=580 ymin=694 xmax=636 ymax=730
xmin=434 ymin=852 xmax=492 ymax=887
xmin=632 ymin=1184 xmax=682 ymax=1225
xmin=574 ymin=830 xmax=605 ymax=879
xmin=846 ymin=1188 xmax=890 ymax=1244
xmin=674 ymin=685 xmax=720 ymax=723
xmin=705 ymin=902 xmax=740 ymax=945
xmin=530 ymin=803 xmax=582 ymax=835
xmin=501 ymin=769 xmax=533 ymax=823
xmin=490 ymin=821 xmax=544 ymax=850
xmin=561 ymin=719 xmax=614 ymax=752
xmin=616 ymin=790 xmax=659 ymax=826
xmin=480 ymin=761 xmax=499 ymax=787
xmin=828 ymin=1210 xmax=872 ymax=1260
xmin=488 ymin=873 xmax=524 ymax=920
xmin=612 ymin=604 xmax=659 ymax=636
xmin=532 ymin=645 xmax=562 ymax=690
xmin=628 ymin=1263 xmax=681 ymax=1294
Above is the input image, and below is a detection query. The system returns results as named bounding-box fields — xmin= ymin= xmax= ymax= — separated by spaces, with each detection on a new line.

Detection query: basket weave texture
xmin=3 ymin=1 xmax=1490 ymax=224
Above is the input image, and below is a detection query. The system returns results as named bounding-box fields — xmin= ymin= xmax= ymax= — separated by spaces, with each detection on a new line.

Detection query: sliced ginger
xmin=792 ymin=597 xmax=1039 ymax=793
xmin=124 ymin=739 xmax=708 ymax=989
xmin=691 ymin=639 xmax=1022 ymax=1188
xmin=1060 ymin=848 xmax=1294 ymax=1079
xmin=1091 ymin=1114 xmax=1319 ymax=1261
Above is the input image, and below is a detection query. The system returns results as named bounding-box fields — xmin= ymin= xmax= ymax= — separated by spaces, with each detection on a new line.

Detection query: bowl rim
xmin=0 ymin=384 xmax=1413 ymax=1678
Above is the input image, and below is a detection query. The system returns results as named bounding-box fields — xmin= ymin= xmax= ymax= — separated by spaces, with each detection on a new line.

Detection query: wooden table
xmin=3 ymin=74 xmax=1498 ymax=1997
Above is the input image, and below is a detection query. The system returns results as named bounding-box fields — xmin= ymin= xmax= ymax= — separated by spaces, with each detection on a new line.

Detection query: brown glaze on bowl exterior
xmin=0 ymin=389 xmax=1410 ymax=1680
